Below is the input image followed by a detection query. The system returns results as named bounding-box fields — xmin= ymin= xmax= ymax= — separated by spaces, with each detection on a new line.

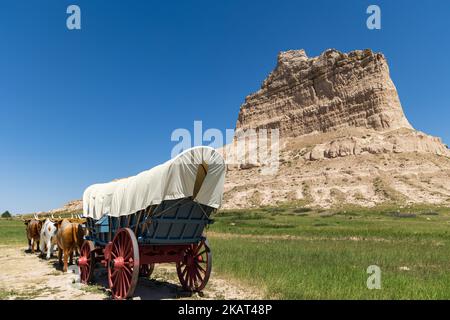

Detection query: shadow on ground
xmin=41 ymin=254 xmax=195 ymax=300
xmin=89 ymin=267 xmax=195 ymax=300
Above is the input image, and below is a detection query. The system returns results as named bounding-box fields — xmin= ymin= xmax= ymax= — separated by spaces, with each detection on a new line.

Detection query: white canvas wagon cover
xmin=83 ymin=146 xmax=226 ymax=220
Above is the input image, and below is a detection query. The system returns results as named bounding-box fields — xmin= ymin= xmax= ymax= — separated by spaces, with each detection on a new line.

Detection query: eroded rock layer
xmin=236 ymin=49 xmax=412 ymax=137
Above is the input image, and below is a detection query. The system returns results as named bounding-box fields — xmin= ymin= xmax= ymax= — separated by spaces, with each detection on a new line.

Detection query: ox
xmin=24 ymin=217 xmax=42 ymax=253
xmin=39 ymin=218 xmax=58 ymax=259
xmin=56 ymin=219 xmax=84 ymax=272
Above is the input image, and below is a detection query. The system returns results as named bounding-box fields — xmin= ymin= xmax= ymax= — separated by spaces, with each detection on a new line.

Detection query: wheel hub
xmin=78 ymin=256 xmax=88 ymax=266
xmin=113 ymin=256 xmax=125 ymax=269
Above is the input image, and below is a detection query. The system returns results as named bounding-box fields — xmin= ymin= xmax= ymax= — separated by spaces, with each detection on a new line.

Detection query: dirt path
xmin=0 ymin=245 xmax=263 ymax=300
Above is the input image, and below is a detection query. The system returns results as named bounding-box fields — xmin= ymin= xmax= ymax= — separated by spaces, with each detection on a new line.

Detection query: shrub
xmin=1 ymin=211 xmax=11 ymax=218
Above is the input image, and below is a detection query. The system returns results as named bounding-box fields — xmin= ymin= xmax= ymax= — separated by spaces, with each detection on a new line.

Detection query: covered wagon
xmin=78 ymin=146 xmax=226 ymax=299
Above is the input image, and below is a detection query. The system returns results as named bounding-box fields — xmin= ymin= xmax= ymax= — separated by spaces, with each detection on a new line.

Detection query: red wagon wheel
xmin=78 ymin=240 xmax=96 ymax=284
xmin=139 ymin=263 xmax=155 ymax=278
xmin=176 ymin=239 xmax=212 ymax=292
xmin=107 ymin=228 xmax=140 ymax=299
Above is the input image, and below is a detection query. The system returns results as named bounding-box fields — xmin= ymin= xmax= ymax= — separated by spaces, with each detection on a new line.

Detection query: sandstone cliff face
xmin=236 ymin=49 xmax=412 ymax=137
xmin=48 ymin=200 xmax=82 ymax=214
xmin=223 ymin=48 xmax=450 ymax=209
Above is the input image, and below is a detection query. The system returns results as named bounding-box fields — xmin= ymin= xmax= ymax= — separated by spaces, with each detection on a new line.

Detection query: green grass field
xmin=208 ymin=204 xmax=450 ymax=299
xmin=3 ymin=203 xmax=450 ymax=299
xmin=0 ymin=219 xmax=27 ymax=245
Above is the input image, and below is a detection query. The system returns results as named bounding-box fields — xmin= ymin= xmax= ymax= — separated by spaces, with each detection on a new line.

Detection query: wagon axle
xmin=110 ymin=257 xmax=132 ymax=269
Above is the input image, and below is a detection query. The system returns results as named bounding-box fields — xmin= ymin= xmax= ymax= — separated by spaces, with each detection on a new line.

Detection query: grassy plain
xmin=208 ymin=204 xmax=450 ymax=299
xmin=0 ymin=219 xmax=26 ymax=245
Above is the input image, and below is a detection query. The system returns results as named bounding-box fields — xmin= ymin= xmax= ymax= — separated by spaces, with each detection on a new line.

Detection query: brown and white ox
xmin=56 ymin=219 xmax=85 ymax=272
xmin=24 ymin=218 xmax=43 ymax=253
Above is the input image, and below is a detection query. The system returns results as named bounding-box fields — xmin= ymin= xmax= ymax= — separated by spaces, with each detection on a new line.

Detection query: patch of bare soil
xmin=0 ymin=245 xmax=262 ymax=300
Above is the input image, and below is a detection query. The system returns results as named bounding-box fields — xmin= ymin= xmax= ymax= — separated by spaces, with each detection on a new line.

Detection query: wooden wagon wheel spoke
xmin=194 ymin=267 xmax=202 ymax=282
xmin=116 ymin=275 xmax=122 ymax=298
xmin=197 ymin=263 xmax=206 ymax=275
xmin=118 ymin=241 xmax=125 ymax=256
xmin=124 ymin=251 xmax=133 ymax=261
xmin=188 ymin=269 xmax=193 ymax=288
xmin=119 ymin=274 xmax=126 ymax=298
xmin=121 ymin=236 xmax=129 ymax=252
xmin=185 ymin=266 xmax=191 ymax=278
xmin=123 ymin=266 xmax=132 ymax=277
xmin=196 ymin=263 xmax=206 ymax=274
xmin=113 ymin=272 xmax=120 ymax=287
xmin=121 ymin=274 xmax=128 ymax=294
xmin=114 ymin=237 xmax=121 ymax=250
xmin=123 ymin=272 xmax=131 ymax=286
xmin=193 ymin=268 xmax=200 ymax=284
xmin=113 ymin=242 xmax=120 ymax=256
xmin=192 ymin=244 xmax=201 ymax=255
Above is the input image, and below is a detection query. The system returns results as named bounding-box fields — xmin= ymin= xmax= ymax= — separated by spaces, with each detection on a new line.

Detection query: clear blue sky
xmin=1 ymin=0 xmax=449 ymax=214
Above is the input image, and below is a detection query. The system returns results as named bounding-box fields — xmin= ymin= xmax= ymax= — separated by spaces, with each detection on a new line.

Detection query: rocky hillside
xmin=223 ymin=49 xmax=450 ymax=209
xmin=47 ymin=200 xmax=82 ymax=215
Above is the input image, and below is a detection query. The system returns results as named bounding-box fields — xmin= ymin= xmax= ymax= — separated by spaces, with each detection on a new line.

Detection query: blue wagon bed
xmin=85 ymin=198 xmax=215 ymax=246
xmin=78 ymin=147 xmax=226 ymax=299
